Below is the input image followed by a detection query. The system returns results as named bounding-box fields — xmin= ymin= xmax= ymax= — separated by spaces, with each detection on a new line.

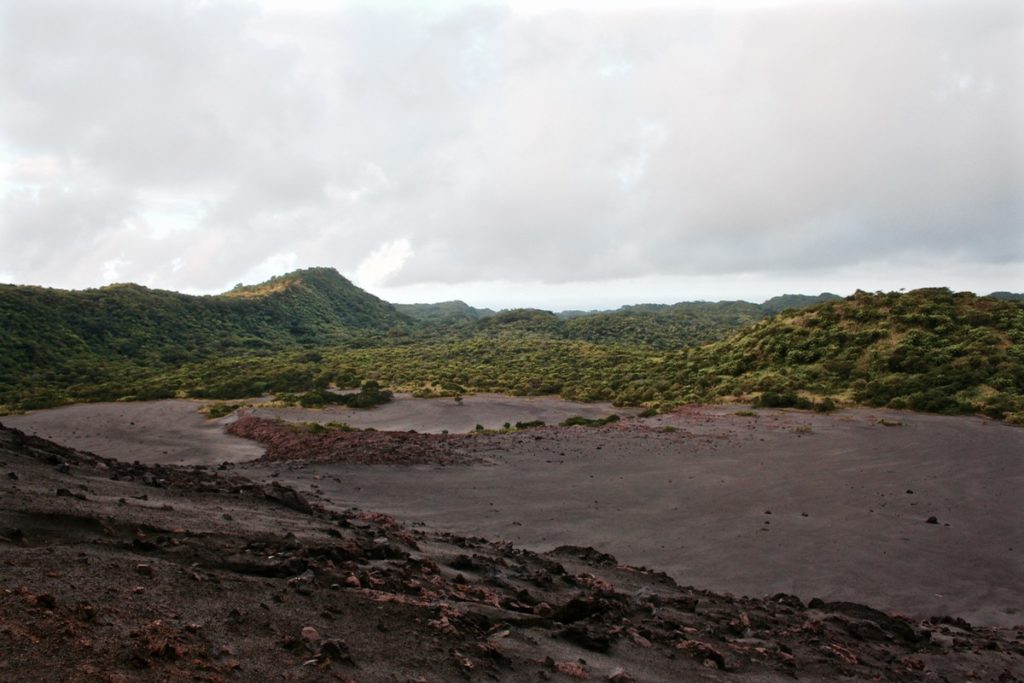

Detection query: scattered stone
xmin=35 ymin=594 xmax=57 ymax=609
xmin=301 ymin=626 xmax=320 ymax=642
xmin=319 ymin=638 xmax=352 ymax=663
xmin=926 ymin=516 xmax=939 ymax=524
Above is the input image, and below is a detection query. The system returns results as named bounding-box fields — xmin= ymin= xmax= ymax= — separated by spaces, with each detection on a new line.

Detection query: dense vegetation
xmin=1 ymin=269 xmax=1021 ymax=423
xmin=394 ymin=300 xmax=495 ymax=322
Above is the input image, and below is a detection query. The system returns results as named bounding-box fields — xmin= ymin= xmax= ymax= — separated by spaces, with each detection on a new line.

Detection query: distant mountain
xmin=394 ymin=300 xmax=496 ymax=322
xmin=989 ymin=291 xmax=1024 ymax=301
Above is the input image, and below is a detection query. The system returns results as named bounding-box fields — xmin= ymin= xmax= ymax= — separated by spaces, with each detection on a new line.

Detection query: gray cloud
xmin=1 ymin=0 xmax=1021 ymax=304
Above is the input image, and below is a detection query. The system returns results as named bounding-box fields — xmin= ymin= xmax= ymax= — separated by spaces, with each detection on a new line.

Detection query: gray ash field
xmin=2 ymin=399 xmax=1023 ymax=681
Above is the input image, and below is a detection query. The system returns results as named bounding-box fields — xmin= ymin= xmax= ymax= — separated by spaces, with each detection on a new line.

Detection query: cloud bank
xmin=1 ymin=0 xmax=1021 ymax=306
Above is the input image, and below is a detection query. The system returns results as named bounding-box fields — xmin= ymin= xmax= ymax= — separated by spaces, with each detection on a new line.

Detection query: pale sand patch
xmin=2 ymin=400 xmax=264 ymax=465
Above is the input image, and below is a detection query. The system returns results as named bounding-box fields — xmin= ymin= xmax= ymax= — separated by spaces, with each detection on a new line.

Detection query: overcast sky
xmin=1 ymin=0 xmax=1021 ymax=310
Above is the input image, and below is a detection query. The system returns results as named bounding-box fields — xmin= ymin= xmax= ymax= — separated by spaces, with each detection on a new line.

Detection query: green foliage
xmin=204 ymin=402 xmax=241 ymax=419
xmin=0 ymin=268 xmax=410 ymax=409
xmin=291 ymin=421 xmax=361 ymax=434
xmin=1 ymin=277 xmax=1021 ymax=422
xmin=394 ymin=300 xmax=496 ymax=322
xmin=282 ymin=381 xmax=393 ymax=409
xmin=561 ymin=414 xmax=620 ymax=427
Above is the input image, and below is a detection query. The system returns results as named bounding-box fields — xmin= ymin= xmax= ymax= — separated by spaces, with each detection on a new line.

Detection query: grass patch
xmin=290 ymin=421 xmax=360 ymax=434
xmin=203 ymin=402 xmax=241 ymax=419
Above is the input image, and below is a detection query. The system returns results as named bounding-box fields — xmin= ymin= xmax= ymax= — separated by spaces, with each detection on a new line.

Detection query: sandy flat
xmin=4 ymin=397 xmax=1021 ymax=628
xmin=0 ymin=393 xmax=630 ymax=464
xmin=1 ymin=399 xmax=264 ymax=465
xmin=249 ymin=406 xmax=1024 ymax=628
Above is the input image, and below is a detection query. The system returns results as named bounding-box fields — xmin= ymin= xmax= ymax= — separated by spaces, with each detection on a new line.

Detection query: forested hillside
xmin=1 ymin=272 xmax=1020 ymax=422
xmin=0 ymin=268 xmax=410 ymax=408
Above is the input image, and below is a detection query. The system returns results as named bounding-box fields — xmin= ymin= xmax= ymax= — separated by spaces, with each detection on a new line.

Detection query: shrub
xmin=561 ymin=414 xmax=620 ymax=427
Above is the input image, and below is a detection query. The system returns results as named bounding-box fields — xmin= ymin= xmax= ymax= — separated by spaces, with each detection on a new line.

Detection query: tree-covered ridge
xmin=560 ymin=301 xmax=768 ymax=349
xmin=132 ymin=288 xmax=1020 ymax=420
xmin=0 ymin=268 xmax=411 ymax=408
xmin=434 ymin=295 xmax=843 ymax=350
xmin=1 ymin=273 xmax=1021 ymax=422
xmin=679 ymin=288 xmax=1024 ymax=419
xmin=393 ymin=300 xmax=496 ymax=322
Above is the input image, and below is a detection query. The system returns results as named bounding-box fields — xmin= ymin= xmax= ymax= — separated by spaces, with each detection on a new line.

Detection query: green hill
xmin=411 ymin=295 xmax=840 ymax=349
xmin=560 ymin=301 xmax=768 ymax=349
xmin=393 ymin=300 xmax=496 ymax=322
xmin=1 ymin=272 xmax=1020 ymax=422
xmin=761 ymin=292 xmax=843 ymax=314
xmin=300 ymin=288 xmax=1023 ymax=420
xmin=0 ymin=268 xmax=410 ymax=408
xmin=672 ymin=288 xmax=1024 ymax=419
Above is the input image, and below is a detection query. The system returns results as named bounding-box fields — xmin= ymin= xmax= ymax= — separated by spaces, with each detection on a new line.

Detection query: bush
xmin=813 ymin=397 xmax=837 ymax=413
xmin=205 ymin=403 xmax=240 ymax=419
xmin=561 ymin=414 xmax=620 ymax=427
xmin=753 ymin=391 xmax=813 ymax=410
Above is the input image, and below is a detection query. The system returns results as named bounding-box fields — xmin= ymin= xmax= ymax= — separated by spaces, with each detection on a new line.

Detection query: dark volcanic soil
xmin=227 ymin=416 xmax=481 ymax=466
xmin=2 ymin=424 xmax=1023 ymax=682
xmin=237 ymin=406 xmax=1024 ymax=630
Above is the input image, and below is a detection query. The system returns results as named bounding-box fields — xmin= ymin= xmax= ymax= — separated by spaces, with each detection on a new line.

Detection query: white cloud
xmin=0 ymin=0 xmax=1020 ymax=305
xmin=355 ymin=238 xmax=414 ymax=288
xmin=101 ymin=257 xmax=130 ymax=283
xmin=238 ymin=251 xmax=299 ymax=288
xmin=3 ymin=154 xmax=63 ymax=183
